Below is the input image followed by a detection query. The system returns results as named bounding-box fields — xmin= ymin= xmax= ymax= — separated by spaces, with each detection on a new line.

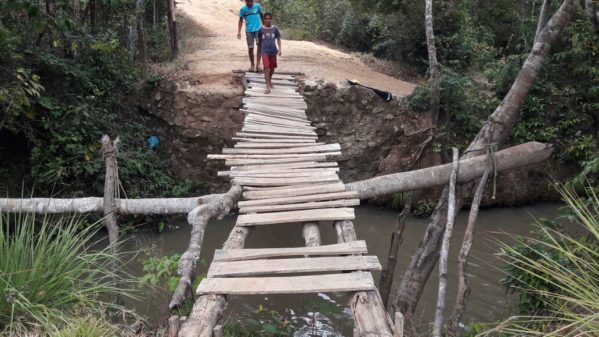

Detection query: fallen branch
xmin=447 ymin=166 xmax=491 ymax=337
xmin=346 ymin=141 xmax=553 ymax=199
xmin=169 ymin=185 xmax=242 ymax=310
xmin=433 ymin=148 xmax=459 ymax=337
xmin=379 ymin=197 xmax=412 ymax=309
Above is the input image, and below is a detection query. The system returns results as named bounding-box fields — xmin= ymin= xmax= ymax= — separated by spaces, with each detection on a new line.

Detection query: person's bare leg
xmin=269 ymin=68 xmax=275 ymax=89
xmin=264 ymin=67 xmax=271 ymax=94
xmin=256 ymin=44 xmax=262 ymax=72
xmin=248 ymin=48 xmax=255 ymax=71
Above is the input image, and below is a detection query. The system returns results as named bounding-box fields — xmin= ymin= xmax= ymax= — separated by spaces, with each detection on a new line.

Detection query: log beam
xmin=346 ymin=142 xmax=553 ymax=199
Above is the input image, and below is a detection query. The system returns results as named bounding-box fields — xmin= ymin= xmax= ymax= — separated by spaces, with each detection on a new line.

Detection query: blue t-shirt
xmin=240 ymin=4 xmax=262 ymax=32
xmin=258 ymin=26 xmax=281 ymax=55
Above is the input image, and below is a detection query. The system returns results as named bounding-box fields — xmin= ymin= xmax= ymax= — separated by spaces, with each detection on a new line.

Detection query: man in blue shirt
xmin=237 ymin=0 xmax=263 ymax=72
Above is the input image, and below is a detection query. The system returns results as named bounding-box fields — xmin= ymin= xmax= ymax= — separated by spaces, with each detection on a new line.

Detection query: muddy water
xmin=124 ymin=203 xmax=560 ymax=335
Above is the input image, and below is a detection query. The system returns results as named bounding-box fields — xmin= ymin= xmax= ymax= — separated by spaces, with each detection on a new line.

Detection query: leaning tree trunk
xmin=393 ymin=0 xmax=578 ymax=318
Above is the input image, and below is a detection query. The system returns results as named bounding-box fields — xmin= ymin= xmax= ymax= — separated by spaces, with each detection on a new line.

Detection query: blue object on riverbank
xmin=147 ymin=135 xmax=160 ymax=149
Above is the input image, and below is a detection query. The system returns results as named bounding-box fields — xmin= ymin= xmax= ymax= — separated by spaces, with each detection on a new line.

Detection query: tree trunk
xmin=166 ymin=0 xmax=178 ymax=59
xmin=393 ymin=0 xmax=577 ymax=318
xmin=432 ymin=148 xmax=459 ymax=337
xmin=425 ymin=0 xmax=441 ymax=122
xmin=379 ymin=198 xmax=411 ymax=309
xmin=447 ymin=166 xmax=491 ymax=337
xmin=169 ymin=185 xmax=242 ymax=310
xmin=535 ymin=0 xmax=551 ymax=43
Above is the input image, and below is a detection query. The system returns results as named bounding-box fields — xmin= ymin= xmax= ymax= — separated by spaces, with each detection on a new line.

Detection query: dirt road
xmin=177 ymin=0 xmax=417 ymax=96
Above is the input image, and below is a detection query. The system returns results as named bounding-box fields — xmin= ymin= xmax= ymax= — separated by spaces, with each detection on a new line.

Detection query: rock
xmin=373 ymin=106 xmax=386 ymax=114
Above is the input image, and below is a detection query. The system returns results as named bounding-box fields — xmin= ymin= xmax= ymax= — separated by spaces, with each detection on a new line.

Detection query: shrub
xmin=0 ymin=213 xmax=138 ymax=333
xmin=490 ymin=184 xmax=599 ymax=336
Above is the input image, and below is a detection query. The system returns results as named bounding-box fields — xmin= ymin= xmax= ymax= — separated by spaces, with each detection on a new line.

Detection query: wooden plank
xmin=246 ymin=114 xmax=312 ymax=127
xmin=244 ymin=121 xmax=315 ymax=131
xmin=242 ymin=182 xmax=346 ymax=199
xmin=234 ymin=142 xmax=323 ymax=148
xmin=213 ymin=241 xmax=369 ymax=262
xmin=234 ymin=175 xmax=339 ymax=187
xmin=197 ymin=272 xmax=375 ymax=295
xmin=220 ymin=169 xmax=339 ymax=177
xmin=223 ymin=144 xmax=340 ymax=155
xmin=235 ymin=132 xmax=317 ymax=140
xmin=225 ymin=156 xmax=328 ymax=166
xmin=243 ymin=103 xmax=306 ymax=113
xmin=230 ymin=161 xmax=338 ymax=171
xmin=247 ymin=79 xmax=297 ymax=87
xmin=246 ymin=92 xmax=303 ymax=99
xmin=232 ymin=137 xmax=316 ymax=143
xmin=207 ymin=255 xmax=381 ymax=277
xmin=237 ymin=191 xmax=358 ymax=207
xmin=245 ymin=99 xmax=306 ymax=106
xmin=245 ymin=73 xmax=296 ymax=80
xmin=209 ymin=152 xmax=341 ymax=159
xmin=236 ymin=207 xmax=355 ymax=226
xmin=242 ymin=109 xmax=308 ymax=123
xmin=241 ymin=128 xmax=316 ymax=136
xmin=240 ymin=199 xmax=360 ymax=213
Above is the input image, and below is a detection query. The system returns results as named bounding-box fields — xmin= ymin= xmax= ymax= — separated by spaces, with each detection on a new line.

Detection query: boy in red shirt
xmin=258 ymin=13 xmax=282 ymax=94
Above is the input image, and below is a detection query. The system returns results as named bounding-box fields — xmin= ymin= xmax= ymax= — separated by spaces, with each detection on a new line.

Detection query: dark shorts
xmin=262 ymin=54 xmax=277 ymax=69
xmin=246 ymin=31 xmax=260 ymax=48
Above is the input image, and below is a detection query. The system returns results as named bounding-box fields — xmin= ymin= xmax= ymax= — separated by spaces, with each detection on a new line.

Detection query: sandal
xmin=248 ymin=67 xmax=255 ymax=72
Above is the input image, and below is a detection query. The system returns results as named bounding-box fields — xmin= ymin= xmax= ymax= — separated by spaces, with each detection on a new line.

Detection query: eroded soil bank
xmin=140 ymin=75 xmax=565 ymax=206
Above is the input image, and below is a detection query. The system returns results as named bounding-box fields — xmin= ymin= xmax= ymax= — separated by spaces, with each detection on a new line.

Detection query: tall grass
xmin=482 ymin=184 xmax=599 ymax=336
xmin=0 ymin=213 xmax=138 ymax=334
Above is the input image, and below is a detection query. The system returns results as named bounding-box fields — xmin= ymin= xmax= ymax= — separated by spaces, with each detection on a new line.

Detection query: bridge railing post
xmin=394 ymin=312 xmax=404 ymax=337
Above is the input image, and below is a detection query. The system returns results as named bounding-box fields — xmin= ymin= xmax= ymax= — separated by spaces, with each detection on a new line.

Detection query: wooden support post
xmin=334 ymin=220 xmax=395 ymax=337
xmin=213 ymin=325 xmax=223 ymax=337
xmin=394 ymin=312 xmax=404 ymax=337
xmin=101 ymin=135 xmax=119 ymax=246
xmin=169 ymin=315 xmax=182 ymax=337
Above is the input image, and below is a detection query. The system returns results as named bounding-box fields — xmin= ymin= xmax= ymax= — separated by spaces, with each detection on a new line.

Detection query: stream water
xmin=123 ymin=203 xmax=561 ymax=336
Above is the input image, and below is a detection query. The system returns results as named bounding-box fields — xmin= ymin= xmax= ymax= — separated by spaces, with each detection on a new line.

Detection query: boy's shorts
xmin=246 ymin=31 xmax=259 ymax=48
xmin=262 ymin=54 xmax=278 ymax=69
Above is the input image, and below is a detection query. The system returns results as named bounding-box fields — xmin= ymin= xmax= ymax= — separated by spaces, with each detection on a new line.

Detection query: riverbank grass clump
xmin=0 ymin=213 xmax=137 ymax=335
xmin=491 ymin=184 xmax=599 ymax=336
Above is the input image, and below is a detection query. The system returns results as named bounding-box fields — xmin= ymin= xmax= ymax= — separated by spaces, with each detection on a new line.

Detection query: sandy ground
xmin=176 ymin=0 xmax=417 ymax=96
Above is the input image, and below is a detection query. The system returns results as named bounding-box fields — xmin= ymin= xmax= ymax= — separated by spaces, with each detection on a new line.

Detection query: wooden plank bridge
xmin=197 ymin=72 xmax=399 ymax=336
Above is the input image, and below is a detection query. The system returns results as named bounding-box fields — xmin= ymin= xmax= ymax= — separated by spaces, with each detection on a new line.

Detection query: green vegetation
xmin=493 ymin=184 xmax=599 ymax=336
xmin=0 ymin=0 xmax=189 ymax=197
xmin=262 ymin=0 xmax=598 ymax=171
xmin=0 ymin=213 xmax=138 ymax=335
